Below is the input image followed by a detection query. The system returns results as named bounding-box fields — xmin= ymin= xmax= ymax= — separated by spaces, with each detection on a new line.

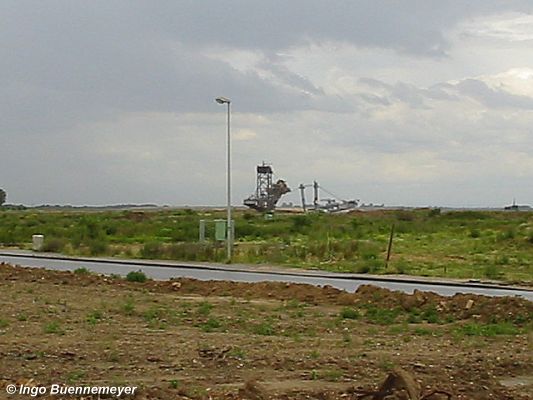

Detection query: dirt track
xmin=0 ymin=263 xmax=532 ymax=399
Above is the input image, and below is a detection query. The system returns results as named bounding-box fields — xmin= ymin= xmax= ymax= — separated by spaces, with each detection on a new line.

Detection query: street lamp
xmin=215 ymin=96 xmax=232 ymax=261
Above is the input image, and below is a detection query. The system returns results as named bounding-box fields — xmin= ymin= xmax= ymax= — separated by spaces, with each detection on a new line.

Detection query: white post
xmin=215 ymin=96 xmax=233 ymax=262
xmin=226 ymin=101 xmax=232 ymax=261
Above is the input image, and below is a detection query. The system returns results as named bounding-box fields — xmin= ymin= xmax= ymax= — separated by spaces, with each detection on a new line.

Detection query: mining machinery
xmin=243 ymin=163 xmax=291 ymax=212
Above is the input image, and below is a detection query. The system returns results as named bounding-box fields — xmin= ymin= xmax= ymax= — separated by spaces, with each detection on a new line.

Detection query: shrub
xmin=356 ymin=264 xmax=371 ymax=274
xmin=428 ymin=208 xmax=441 ymax=217
xmin=290 ymin=215 xmax=313 ymax=233
xmin=394 ymin=259 xmax=410 ymax=274
xmin=140 ymin=242 xmax=163 ymax=259
xmin=74 ymin=267 xmax=90 ymax=275
xmin=340 ymin=308 xmax=360 ymax=320
xmin=89 ymin=239 xmax=108 ymax=255
xmin=469 ymin=229 xmax=481 ymax=238
xmin=126 ymin=270 xmax=148 ymax=283
xmin=484 ymin=264 xmax=501 ymax=280
xmin=395 ymin=211 xmax=415 ymax=221
xmin=42 ymin=238 xmax=67 ymax=253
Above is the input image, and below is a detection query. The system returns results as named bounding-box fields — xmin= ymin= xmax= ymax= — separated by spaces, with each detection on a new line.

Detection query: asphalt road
xmin=1 ymin=252 xmax=531 ymax=300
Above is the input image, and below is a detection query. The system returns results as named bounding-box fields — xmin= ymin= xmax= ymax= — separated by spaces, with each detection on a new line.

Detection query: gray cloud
xmin=1 ymin=1 xmax=533 ymax=206
xmin=456 ymin=78 xmax=533 ymax=109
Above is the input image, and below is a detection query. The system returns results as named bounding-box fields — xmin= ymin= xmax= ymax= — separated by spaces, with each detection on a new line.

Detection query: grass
xmin=454 ymin=322 xmax=523 ymax=337
xmin=0 ymin=208 xmax=531 ymax=282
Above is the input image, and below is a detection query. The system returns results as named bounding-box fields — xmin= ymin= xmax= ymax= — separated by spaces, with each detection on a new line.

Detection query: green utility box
xmin=214 ymin=219 xmax=226 ymax=241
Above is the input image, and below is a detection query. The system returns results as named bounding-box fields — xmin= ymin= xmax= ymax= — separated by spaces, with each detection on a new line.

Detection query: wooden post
xmin=385 ymin=223 xmax=395 ymax=269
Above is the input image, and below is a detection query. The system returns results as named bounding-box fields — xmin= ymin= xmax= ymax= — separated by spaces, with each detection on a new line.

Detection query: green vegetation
xmin=121 ymin=298 xmax=136 ymax=316
xmin=43 ymin=321 xmax=63 ymax=334
xmin=86 ymin=310 xmax=103 ymax=325
xmin=74 ymin=267 xmax=91 ymax=275
xmin=340 ymin=307 xmax=360 ymax=320
xmin=169 ymin=380 xmax=180 ymax=389
xmin=66 ymin=370 xmax=86 ymax=384
xmin=0 ymin=208 xmax=531 ymax=282
xmin=126 ymin=270 xmax=148 ymax=283
xmin=454 ymin=322 xmax=523 ymax=337
xmin=252 ymin=321 xmax=276 ymax=336
xmin=197 ymin=301 xmax=214 ymax=316
xmin=200 ymin=317 xmax=222 ymax=332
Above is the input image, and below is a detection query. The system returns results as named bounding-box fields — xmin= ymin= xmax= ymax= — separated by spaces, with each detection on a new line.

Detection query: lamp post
xmin=215 ymin=96 xmax=232 ymax=261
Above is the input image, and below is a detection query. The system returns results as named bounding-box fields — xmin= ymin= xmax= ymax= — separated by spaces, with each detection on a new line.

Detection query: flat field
xmin=0 ymin=263 xmax=532 ymax=399
xmin=0 ymin=208 xmax=532 ymax=283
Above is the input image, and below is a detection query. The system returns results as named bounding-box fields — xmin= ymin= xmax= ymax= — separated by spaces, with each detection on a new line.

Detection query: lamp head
xmin=215 ymin=96 xmax=231 ymax=104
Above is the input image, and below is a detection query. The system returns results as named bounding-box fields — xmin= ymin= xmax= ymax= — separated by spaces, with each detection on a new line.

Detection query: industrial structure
xmin=299 ymin=181 xmax=358 ymax=213
xmin=243 ymin=163 xmax=291 ymax=212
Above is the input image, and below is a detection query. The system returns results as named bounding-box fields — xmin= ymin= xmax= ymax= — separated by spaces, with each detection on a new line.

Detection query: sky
xmin=1 ymin=0 xmax=533 ymax=207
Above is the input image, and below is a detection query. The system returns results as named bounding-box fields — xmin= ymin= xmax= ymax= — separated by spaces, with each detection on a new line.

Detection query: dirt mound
xmin=353 ymin=284 xmax=532 ymax=324
xmin=1 ymin=263 xmax=531 ymax=324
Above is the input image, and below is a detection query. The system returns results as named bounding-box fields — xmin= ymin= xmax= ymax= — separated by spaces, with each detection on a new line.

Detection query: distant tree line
xmin=0 ymin=188 xmax=5 ymax=206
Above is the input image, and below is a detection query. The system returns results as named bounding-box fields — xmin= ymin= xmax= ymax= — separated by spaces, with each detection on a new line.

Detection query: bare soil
xmin=0 ymin=262 xmax=532 ymax=399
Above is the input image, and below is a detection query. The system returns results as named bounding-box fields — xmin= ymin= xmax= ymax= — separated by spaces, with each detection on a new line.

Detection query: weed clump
xmin=200 ymin=317 xmax=222 ymax=332
xmin=43 ymin=321 xmax=63 ymax=334
xmin=253 ymin=322 xmax=275 ymax=336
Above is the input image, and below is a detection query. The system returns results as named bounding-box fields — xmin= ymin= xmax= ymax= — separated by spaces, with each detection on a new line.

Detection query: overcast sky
xmin=2 ymin=1 xmax=533 ymax=207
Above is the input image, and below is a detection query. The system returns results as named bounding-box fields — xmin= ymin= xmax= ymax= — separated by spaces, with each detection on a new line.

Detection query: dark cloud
xmin=138 ymin=0 xmax=532 ymax=56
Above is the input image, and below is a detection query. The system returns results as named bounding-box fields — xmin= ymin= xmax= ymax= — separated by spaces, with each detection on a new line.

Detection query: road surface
xmin=0 ymin=251 xmax=531 ymax=300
